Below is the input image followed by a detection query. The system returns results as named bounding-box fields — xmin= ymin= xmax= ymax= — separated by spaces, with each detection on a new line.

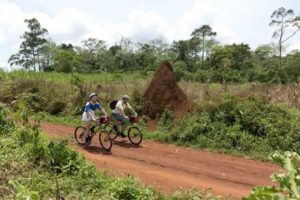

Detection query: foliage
xmin=242 ymin=151 xmax=300 ymax=200
xmin=173 ymin=61 xmax=187 ymax=81
xmin=150 ymin=94 xmax=300 ymax=159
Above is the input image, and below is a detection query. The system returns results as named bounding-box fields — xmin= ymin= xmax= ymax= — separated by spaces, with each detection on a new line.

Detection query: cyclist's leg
xmin=121 ymin=120 xmax=127 ymax=133
xmin=112 ymin=113 xmax=126 ymax=133
xmin=118 ymin=115 xmax=127 ymax=135
xmin=84 ymin=121 xmax=90 ymax=137
xmin=82 ymin=111 xmax=91 ymax=137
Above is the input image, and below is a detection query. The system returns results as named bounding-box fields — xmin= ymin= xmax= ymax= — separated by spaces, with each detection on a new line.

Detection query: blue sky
xmin=0 ymin=0 xmax=300 ymax=70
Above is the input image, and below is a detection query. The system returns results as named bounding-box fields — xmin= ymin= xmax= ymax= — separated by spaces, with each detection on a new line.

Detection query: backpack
xmin=81 ymin=102 xmax=89 ymax=113
xmin=109 ymin=99 xmax=119 ymax=110
xmin=81 ymin=105 xmax=86 ymax=113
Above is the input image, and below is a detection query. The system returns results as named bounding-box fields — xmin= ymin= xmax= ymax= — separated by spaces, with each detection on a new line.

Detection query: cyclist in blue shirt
xmin=82 ymin=93 xmax=108 ymax=143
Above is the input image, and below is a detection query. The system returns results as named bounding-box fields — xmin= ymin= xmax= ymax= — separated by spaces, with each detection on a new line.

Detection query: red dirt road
xmin=40 ymin=121 xmax=280 ymax=198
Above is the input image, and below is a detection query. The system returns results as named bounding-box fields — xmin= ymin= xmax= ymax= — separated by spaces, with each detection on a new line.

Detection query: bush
xmin=48 ymin=100 xmax=66 ymax=115
xmin=154 ymin=93 xmax=300 ymax=158
xmin=160 ymin=109 xmax=173 ymax=126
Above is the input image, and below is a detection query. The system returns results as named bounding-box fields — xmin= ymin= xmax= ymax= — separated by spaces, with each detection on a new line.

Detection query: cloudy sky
xmin=0 ymin=0 xmax=300 ymax=70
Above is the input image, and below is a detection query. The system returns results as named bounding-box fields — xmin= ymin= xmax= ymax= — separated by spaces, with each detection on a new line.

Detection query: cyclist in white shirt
xmin=112 ymin=95 xmax=137 ymax=138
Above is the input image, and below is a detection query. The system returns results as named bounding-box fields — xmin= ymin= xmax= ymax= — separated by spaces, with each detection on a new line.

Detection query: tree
xmin=191 ymin=25 xmax=216 ymax=69
xmin=54 ymin=44 xmax=80 ymax=73
xmin=171 ymin=39 xmax=200 ymax=71
xmin=39 ymin=39 xmax=57 ymax=71
xmin=77 ymin=38 xmax=107 ymax=72
xmin=269 ymin=7 xmax=300 ymax=83
xmin=173 ymin=61 xmax=187 ymax=81
xmin=255 ymin=44 xmax=274 ymax=60
xmin=8 ymin=18 xmax=48 ymax=71
xmin=284 ymin=50 xmax=300 ymax=82
xmin=135 ymin=43 xmax=156 ymax=70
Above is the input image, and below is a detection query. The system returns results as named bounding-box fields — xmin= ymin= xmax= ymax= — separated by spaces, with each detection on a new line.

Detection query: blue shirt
xmin=85 ymin=102 xmax=103 ymax=112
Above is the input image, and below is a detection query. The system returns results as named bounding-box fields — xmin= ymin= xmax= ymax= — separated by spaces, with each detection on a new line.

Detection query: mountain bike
xmin=74 ymin=116 xmax=112 ymax=151
xmin=106 ymin=115 xmax=143 ymax=145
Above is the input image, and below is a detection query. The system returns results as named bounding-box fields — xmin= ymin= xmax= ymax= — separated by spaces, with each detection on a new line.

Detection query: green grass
xmin=37 ymin=111 xmax=82 ymax=127
xmin=0 ymin=69 xmax=149 ymax=83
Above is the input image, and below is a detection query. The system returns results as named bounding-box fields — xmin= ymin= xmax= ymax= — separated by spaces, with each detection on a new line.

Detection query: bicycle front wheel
xmin=128 ymin=127 xmax=143 ymax=145
xmin=104 ymin=123 xmax=118 ymax=140
xmin=99 ymin=130 xmax=112 ymax=151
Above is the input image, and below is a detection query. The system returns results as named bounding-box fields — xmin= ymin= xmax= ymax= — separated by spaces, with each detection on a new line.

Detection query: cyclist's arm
xmin=101 ymin=109 xmax=108 ymax=116
xmin=129 ymin=107 xmax=137 ymax=116
xmin=88 ymin=112 xmax=97 ymax=121
xmin=127 ymin=103 xmax=137 ymax=116
xmin=97 ymin=103 xmax=108 ymax=116
xmin=120 ymin=108 xmax=128 ymax=119
xmin=86 ymin=104 xmax=97 ymax=121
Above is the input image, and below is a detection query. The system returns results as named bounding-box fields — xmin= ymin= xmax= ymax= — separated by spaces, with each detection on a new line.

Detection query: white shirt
xmin=113 ymin=100 xmax=132 ymax=114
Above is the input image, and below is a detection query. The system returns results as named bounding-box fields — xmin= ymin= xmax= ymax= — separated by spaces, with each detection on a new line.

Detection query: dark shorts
xmin=112 ymin=113 xmax=127 ymax=124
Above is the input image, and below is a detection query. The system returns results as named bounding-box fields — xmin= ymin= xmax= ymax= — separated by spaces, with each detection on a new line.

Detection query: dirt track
xmin=40 ymin=121 xmax=280 ymax=198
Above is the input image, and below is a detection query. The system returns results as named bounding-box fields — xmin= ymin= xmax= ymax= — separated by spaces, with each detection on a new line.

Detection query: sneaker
xmin=85 ymin=136 xmax=91 ymax=144
xmin=120 ymin=132 xmax=126 ymax=138
xmin=113 ymin=125 xmax=118 ymax=132
xmin=90 ymin=126 xmax=95 ymax=133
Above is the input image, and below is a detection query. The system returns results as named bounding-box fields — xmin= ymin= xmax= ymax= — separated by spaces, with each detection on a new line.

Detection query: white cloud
xmin=176 ymin=0 xmax=241 ymax=44
xmin=35 ymin=8 xmax=93 ymax=44
xmin=287 ymin=43 xmax=300 ymax=53
xmin=0 ymin=61 xmax=8 ymax=71
xmin=178 ymin=0 xmax=217 ymax=39
xmin=126 ymin=10 xmax=173 ymax=42
xmin=0 ymin=30 xmax=5 ymax=44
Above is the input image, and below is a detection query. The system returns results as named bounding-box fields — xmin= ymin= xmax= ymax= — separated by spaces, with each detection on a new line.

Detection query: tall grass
xmin=179 ymin=81 xmax=300 ymax=108
xmin=0 ymin=69 xmax=149 ymax=83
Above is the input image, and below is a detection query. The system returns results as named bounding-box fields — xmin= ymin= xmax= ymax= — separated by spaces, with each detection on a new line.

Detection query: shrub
xmin=48 ymin=100 xmax=66 ymax=115
xmin=160 ymin=109 xmax=173 ymax=126
xmin=157 ymin=93 xmax=300 ymax=158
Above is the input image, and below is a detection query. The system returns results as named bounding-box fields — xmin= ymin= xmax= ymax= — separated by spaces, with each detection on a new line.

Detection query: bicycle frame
xmin=89 ymin=120 xmax=106 ymax=137
xmin=115 ymin=119 xmax=135 ymax=133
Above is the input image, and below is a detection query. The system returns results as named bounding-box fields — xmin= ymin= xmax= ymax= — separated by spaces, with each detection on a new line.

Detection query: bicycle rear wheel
xmin=74 ymin=126 xmax=87 ymax=145
xmin=128 ymin=127 xmax=143 ymax=145
xmin=99 ymin=130 xmax=112 ymax=151
xmin=105 ymin=123 xmax=118 ymax=140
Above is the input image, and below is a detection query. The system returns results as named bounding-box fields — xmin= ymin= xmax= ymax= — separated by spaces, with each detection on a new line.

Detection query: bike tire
xmin=74 ymin=126 xmax=87 ymax=145
xmin=128 ymin=127 xmax=143 ymax=145
xmin=104 ymin=122 xmax=118 ymax=140
xmin=99 ymin=130 xmax=113 ymax=151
